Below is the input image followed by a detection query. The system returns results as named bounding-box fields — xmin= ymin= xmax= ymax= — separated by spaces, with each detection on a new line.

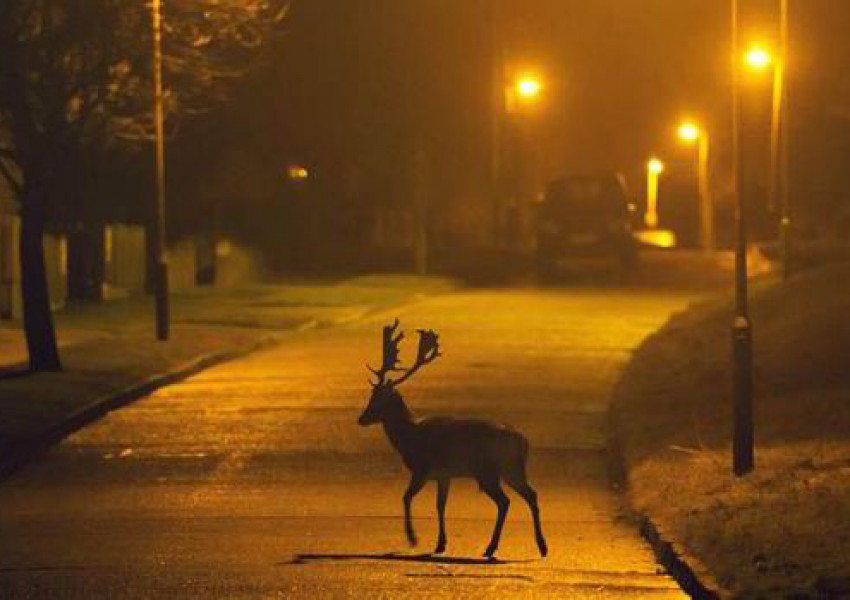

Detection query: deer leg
xmin=478 ymin=475 xmax=510 ymax=558
xmin=403 ymin=474 xmax=427 ymax=547
xmin=434 ymin=478 xmax=449 ymax=554
xmin=505 ymin=477 xmax=548 ymax=557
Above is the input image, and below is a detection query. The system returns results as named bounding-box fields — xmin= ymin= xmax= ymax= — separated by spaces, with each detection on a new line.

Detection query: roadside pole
xmin=490 ymin=0 xmax=505 ymax=248
xmin=731 ymin=0 xmax=754 ymax=476
xmin=779 ymin=0 xmax=793 ymax=281
xmin=697 ymin=132 xmax=714 ymax=252
xmin=151 ymin=0 xmax=170 ymax=341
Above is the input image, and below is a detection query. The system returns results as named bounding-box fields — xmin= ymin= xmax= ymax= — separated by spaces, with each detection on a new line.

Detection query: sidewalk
xmin=1 ymin=328 xmax=101 ymax=371
xmin=0 ymin=275 xmax=457 ymax=475
xmin=610 ymin=261 xmax=850 ymax=598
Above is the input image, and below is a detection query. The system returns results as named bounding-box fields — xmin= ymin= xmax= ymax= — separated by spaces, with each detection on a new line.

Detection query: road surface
xmin=0 ymin=287 xmax=699 ymax=598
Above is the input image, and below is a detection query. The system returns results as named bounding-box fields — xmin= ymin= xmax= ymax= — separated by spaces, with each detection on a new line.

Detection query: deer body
xmin=358 ymin=321 xmax=548 ymax=559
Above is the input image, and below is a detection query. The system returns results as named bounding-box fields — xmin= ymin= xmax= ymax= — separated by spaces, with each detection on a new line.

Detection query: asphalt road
xmin=0 ymin=287 xmax=700 ymax=599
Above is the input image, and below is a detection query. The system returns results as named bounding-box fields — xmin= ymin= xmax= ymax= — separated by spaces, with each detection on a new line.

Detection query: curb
xmin=0 ymin=285 xmax=456 ymax=482
xmin=607 ymin=412 xmax=725 ymax=599
xmin=0 ymin=335 xmax=280 ymax=481
xmin=636 ymin=513 xmax=724 ymax=599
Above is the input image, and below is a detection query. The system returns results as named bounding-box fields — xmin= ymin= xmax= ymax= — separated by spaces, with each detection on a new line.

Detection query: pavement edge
xmin=0 ymin=336 xmax=280 ymax=481
xmin=0 ymin=284 xmax=454 ymax=483
xmin=606 ymin=409 xmax=726 ymax=600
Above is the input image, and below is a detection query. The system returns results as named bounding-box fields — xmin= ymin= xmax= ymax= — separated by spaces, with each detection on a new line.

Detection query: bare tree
xmin=0 ymin=0 xmax=287 ymax=370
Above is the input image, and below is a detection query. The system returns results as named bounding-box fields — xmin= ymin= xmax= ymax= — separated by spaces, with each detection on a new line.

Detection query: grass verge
xmin=611 ymin=262 xmax=850 ymax=598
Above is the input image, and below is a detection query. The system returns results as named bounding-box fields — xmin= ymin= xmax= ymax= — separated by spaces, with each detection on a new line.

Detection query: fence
xmin=0 ymin=214 xmax=263 ymax=320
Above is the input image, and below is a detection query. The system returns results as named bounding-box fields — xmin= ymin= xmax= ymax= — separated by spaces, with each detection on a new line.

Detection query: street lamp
xmin=777 ymin=0 xmax=792 ymax=281
xmin=516 ymin=75 xmax=542 ymax=100
xmin=507 ymin=73 xmax=543 ymax=114
xmin=645 ymin=158 xmax=665 ymax=228
xmin=745 ymin=46 xmax=772 ymax=69
xmin=501 ymin=72 xmax=543 ymax=250
xmin=647 ymin=158 xmax=665 ymax=174
xmin=743 ymin=36 xmax=792 ymax=280
xmin=677 ymin=120 xmax=714 ymax=252
xmin=731 ymin=0 xmax=754 ymax=476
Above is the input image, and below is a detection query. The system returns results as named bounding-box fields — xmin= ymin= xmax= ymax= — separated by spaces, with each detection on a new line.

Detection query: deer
xmin=357 ymin=319 xmax=548 ymax=559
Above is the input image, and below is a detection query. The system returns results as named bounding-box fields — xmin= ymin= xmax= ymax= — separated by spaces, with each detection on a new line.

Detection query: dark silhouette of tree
xmin=0 ymin=0 xmax=287 ymax=371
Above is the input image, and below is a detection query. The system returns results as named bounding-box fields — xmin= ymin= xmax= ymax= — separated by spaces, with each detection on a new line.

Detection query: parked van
xmin=535 ymin=173 xmax=638 ymax=279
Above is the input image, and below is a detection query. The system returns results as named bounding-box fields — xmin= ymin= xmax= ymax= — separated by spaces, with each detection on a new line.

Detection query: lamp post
xmin=745 ymin=41 xmax=788 ymax=257
xmin=504 ymin=73 xmax=542 ymax=250
xmin=645 ymin=158 xmax=665 ymax=229
xmin=776 ymin=0 xmax=792 ymax=281
xmin=742 ymin=17 xmax=793 ymax=284
xmin=490 ymin=0 xmax=505 ymax=247
xmin=151 ymin=0 xmax=169 ymax=341
xmin=677 ymin=121 xmax=714 ymax=252
xmin=730 ymin=0 xmax=777 ymax=476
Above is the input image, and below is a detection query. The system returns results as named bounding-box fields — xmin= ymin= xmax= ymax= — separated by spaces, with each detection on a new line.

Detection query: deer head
xmin=358 ymin=319 xmax=440 ymax=426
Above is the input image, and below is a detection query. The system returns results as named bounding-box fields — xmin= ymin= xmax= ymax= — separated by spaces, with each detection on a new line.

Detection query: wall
xmin=0 ymin=213 xmax=68 ymax=319
xmin=0 ymin=217 xmax=263 ymax=319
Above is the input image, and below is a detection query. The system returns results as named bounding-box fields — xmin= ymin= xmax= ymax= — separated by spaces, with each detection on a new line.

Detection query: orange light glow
xmin=745 ymin=46 xmax=772 ymax=69
xmin=516 ymin=76 xmax=541 ymax=98
xmin=647 ymin=158 xmax=665 ymax=174
xmin=677 ymin=122 xmax=700 ymax=143
xmin=634 ymin=228 xmax=677 ymax=248
xmin=287 ymin=165 xmax=309 ymax=180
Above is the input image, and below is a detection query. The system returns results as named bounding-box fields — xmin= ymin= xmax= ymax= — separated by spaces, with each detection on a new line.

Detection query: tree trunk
xmin=20 ymin=197 xmax=62 ymax=371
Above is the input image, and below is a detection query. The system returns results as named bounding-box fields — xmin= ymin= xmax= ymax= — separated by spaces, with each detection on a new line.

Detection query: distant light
xmin=287 ymin=164 xmax=309 ymax=181
xmin=677 ymin=122 xmax=701 ymax=143
xmin=647 ymin=158 xmax=665 ymax=174
xmin=516 ymin=76 xmax=541 ymax=98
xmin=634 ymin=228 xmax=677 ymax=248
xmin=745 ymin=46 xmax=772 ymax=69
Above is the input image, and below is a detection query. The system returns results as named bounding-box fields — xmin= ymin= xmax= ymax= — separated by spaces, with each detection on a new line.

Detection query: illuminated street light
xmin=778 ymin=0 xmax=792 ymax=281
xmin=500 ymin=71 xmax=543 ymax=251
xmin=647 ymin=158 xmax=664 ymax=174
xmin=516 ymin=75 xmax=542 ymax=99
xmin=731 ymin=0 xmax=754 ymax=476
xmin=743 ymin=35 xmax=792 ymax=280
xmin=645 ymin=158 xmax=664 ymax=228
xmin=745 ymin=45 xmax=772 ymax=70
xmin=677 ymin=121 xmax=700 ymax=143
xmin=677 ymin=120 xmax=714 ymax=252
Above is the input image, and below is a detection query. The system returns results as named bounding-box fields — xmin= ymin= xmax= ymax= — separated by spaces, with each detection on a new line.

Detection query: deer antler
xmin=368 ymin=319 xmax=405 ymax=385
xmin=389 ymin=329 xmax=440 ymax=386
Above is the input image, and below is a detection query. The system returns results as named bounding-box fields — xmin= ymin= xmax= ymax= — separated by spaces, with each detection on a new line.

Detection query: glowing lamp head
xmin=648 ymin=158 xmax=665 ymax=174
xmin=677 ymin=122 xmax=701 ymax=143
xmin=745 ymin=46 xmax=772 ymax=69
xmin=516 ymin=76 xmax=541 ymax=98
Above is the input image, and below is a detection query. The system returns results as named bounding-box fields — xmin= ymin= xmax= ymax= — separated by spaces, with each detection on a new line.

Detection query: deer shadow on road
xmin=280 ymin=552 xmax=534 ymax=567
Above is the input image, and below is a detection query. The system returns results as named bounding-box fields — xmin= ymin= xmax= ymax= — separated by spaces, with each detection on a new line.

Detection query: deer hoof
xmin=434 ymin=541 xmax=446 ymax=554
xmin=406 ymin=534 xmax=418 ymax=547
xmin=538 ymin=538 xmax=549 ymax=558
xmin=483 ymin=546 xmax=497 ymax=559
